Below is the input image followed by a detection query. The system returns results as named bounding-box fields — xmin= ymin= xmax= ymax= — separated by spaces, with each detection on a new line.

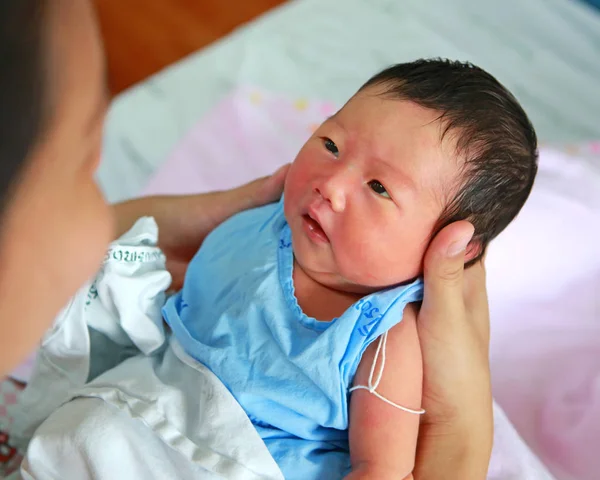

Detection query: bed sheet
xmin=97 ymin=0 xmax=600 ymax=204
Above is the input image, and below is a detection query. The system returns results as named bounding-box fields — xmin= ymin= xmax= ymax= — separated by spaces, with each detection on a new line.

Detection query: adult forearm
xmin=112 ymin=196 xmax=156 ymax=239
xmin=111 ymin=194 xmax=213 ymax=240
xmin=112 ymin=190 xmax=257 ymax=241
xmin=111 ymin=166 xmax=288 ymax=242
xmin=413 ymin=424 xmax=492 ymax=480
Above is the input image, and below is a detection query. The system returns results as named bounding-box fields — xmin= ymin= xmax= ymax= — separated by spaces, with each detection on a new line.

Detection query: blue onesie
xmin=162 ymin=197 xmax=423 ymax=479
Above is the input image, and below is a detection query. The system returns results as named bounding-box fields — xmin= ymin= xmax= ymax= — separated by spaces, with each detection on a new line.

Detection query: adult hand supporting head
xmin=414 ymin=221 xmax=493 ymax=480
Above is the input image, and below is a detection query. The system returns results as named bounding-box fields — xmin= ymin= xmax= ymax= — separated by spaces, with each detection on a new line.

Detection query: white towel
xmin=10 ymin=217 xmax=283 ymax=480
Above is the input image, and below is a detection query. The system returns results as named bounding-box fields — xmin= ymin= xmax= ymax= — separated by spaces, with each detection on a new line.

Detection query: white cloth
xmin=9 ymin=217 xmax=283 ymax=480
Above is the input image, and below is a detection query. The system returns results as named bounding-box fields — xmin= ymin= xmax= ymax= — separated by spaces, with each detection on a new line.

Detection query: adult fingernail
xmin=447 ymin=230 xmax=474 ymax=257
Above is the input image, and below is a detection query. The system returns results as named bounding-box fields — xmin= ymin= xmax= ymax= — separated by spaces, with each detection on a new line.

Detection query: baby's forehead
xmin=338 ymin=92 xmax=440 ymax=135
xmin=335 ymin=93 xmax=459 ymax=158
xmin=333 ymin=93 xmax=465 ymax=195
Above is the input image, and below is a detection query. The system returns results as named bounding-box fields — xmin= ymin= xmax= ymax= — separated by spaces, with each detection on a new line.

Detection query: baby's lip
xmin=306 ymin=204 xmax=325 ymax=229
xmin=302 ymin=205 xmax=330 ymax=243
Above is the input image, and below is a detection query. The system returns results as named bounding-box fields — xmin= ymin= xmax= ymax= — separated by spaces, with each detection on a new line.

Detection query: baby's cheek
xmin=394 ymin=233 xmax=430 ymax=278
xmin=334 ymin=230 xmax=386 ymax=284
xmin=285 ymin=159 xmax=312 ymax=198
xmin=337 ymin=225 xmax=422 ymax=286
xmin=283 ymin=173 xmax=302 ymax=208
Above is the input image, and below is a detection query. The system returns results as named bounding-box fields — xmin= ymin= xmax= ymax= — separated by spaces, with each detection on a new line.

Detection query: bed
xmin=5 ymin=0 xmax=600 ymax=478
xmin=97 ymin=0 xmax=600 ymax=203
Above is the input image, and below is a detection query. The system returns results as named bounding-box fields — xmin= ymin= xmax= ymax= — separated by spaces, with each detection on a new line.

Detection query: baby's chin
xmin=335 ymin=266 xmax=423 ymax=294
xmin=304 ymin=264 xmax=418 ymax=296
xmin=292 ymin=240 xmax=422 ymax=294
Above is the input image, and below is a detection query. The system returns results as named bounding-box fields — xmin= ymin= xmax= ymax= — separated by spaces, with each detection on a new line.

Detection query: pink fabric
xmin=143 ymin=87 xmax=337 ymax=196
xmin=0 ymin=379 xmax=24 ymax=475
xmin=487 ymin=146 xmax=600 ymax=480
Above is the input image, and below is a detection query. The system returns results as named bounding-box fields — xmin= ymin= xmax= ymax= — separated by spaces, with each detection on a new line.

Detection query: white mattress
xmin=98 ymin=0 xmax=600 ymax=202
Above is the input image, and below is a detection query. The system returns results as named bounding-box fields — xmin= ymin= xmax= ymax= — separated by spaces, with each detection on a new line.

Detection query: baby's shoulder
xmin=184 ymin=200 xmax=284 ymax=289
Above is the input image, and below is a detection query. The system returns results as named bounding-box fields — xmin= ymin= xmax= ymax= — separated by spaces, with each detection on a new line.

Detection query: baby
xmin=163 ymin=59 xmax=538 ymax=479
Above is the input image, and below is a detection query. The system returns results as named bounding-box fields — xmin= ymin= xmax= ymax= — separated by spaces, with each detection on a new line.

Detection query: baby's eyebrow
xmin=375 ymin=156 xmax=417 ymax=193
xmin=326 ymin=115 xmax=346 ymax=131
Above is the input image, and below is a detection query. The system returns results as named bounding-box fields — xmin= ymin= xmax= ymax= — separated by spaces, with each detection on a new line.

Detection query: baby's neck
xmin=292 ymin=260 xmax=363 ymax=322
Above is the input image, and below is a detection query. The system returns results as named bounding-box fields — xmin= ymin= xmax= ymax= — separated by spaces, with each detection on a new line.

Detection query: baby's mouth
xmin=302 ymin=214 xmax=330 ymax=243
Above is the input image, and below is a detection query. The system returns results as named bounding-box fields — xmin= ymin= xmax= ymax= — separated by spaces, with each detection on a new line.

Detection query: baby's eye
xmin=368 ymin=180 xmax=391 ymax=199
xmin=323 ymin=138 xmax=339 ymax=157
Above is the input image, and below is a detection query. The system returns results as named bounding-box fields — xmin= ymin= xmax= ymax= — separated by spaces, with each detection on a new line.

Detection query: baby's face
xmin=284 ymin=90 xmax=462 ymax=293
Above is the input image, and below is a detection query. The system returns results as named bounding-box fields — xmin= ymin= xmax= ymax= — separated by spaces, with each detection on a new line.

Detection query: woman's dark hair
xmin=0 ymin=0 xmax=49 ymax=212
xmin=361 ymin=59 xmax=538 ymax=264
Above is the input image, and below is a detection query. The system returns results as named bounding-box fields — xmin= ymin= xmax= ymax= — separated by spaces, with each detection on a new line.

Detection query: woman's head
xmin=0 ymin=0 xmax=48 ymax=211
xmin=0 ymin=0 xmax=113 ymax=371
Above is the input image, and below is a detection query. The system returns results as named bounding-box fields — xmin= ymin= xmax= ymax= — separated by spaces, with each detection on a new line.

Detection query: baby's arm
xmin=346 ymin=303 xmax=423 ymax=480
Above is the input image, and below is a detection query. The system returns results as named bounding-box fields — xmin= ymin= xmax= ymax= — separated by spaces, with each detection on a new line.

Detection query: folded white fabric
xmin=10 ymin=217 xmax=283 ymax=480
xmin=18 ymin=339 xmax=284 ymax=480
xmin=9 ymin=218 xmax=171 ymax=446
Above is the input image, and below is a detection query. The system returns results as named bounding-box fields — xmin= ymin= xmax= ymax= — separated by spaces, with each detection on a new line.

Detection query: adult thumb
xmin=422 ymin=221 xmax=475 ymax=313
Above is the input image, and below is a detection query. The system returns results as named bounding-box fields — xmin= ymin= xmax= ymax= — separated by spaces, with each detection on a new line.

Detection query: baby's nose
xmin=315 ymin=185 xmax=345 ymax=213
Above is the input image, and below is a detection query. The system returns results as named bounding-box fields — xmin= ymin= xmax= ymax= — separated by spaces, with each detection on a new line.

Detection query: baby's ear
xmin=464 ymin=237 xmax=483 ymax=263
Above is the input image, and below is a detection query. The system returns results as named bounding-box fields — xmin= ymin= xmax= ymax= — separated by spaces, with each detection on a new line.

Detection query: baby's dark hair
xmin=361 ymin=58 xmax=538 ymax=264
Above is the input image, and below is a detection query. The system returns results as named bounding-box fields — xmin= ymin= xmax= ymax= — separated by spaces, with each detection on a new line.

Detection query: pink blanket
xmin=143 ymin=89 xmax=338 ymax=196
xmin=142 ymin=87 xmax=600 ymax=480
xmin=486 ymin=144 xmax=600 ymax=480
